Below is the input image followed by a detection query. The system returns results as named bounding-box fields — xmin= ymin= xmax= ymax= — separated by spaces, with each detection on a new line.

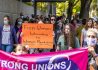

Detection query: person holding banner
xmin=0 ymin=15 xmax=18 ymax=52
xmin=86 ymin=28 xmax=98 ymax=70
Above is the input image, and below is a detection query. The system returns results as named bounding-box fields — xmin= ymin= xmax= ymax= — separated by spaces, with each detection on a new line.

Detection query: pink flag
xmin=0 ymin=48 xmax=88 ymax=70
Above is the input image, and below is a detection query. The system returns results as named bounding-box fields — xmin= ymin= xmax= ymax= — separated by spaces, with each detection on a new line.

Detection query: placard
xmin=22 ymin=23 xmax=53 ymax=48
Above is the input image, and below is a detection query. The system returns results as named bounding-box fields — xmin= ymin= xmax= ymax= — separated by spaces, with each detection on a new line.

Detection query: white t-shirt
xmin=82 ymin=28 xmax=87 ymax=42
xmin=2 ymin=25 xmax=10 ymax=44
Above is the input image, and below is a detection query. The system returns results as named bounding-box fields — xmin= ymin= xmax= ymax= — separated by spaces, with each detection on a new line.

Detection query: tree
xmin=67 ymin=0 xmax=79 ymax=22
xmin=79 ymin=0 xmax=92 ymax=19
xmin=56 ymin=2 xmax=68 ymax=16
xmin=90 ymin=0 xmax=98 ymax=17
xmin=37 ymin=2 xmax=48 ymax=12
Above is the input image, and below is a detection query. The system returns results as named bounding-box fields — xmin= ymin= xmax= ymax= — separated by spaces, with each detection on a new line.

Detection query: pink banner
xmin=0 ymin=48 xmax=88 ymax=70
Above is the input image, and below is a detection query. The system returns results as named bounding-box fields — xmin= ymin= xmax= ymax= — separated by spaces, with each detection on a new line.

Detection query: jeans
xmin=1 ymin=44 xmax=13 ymax=53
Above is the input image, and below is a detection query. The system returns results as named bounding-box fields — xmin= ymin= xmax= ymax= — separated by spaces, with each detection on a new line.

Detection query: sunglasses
xmin=51 ymin=19 xmax=55 ymax=21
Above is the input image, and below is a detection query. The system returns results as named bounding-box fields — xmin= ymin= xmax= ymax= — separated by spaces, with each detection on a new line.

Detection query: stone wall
xmin=0 ymin=0 xmax=35 ymax=24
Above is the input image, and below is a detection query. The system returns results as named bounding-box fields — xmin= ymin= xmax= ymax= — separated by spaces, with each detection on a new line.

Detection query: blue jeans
xmin=1 ymin=44 xmax=13 ymax=53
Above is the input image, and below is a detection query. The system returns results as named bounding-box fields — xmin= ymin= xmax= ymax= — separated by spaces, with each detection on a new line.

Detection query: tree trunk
xmin=67 ymin=1 xmax=73 ymax=22
xmin=79 ymin=0 xmax=92 ymax=19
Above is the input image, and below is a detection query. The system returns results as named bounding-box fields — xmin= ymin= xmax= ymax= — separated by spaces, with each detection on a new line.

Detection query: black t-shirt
xmin=95 ymin=45 xmax=98 ymax=54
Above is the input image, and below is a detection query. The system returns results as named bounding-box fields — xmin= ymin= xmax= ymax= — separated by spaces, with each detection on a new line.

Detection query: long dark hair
xmin=84 ymin=18 xmax=93 ymax=30
xmin=64 ymin=24 xmax=76 ymax=49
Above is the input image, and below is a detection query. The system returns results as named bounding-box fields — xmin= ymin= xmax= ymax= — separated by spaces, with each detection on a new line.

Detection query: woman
xmin=14 ymin=18 xmax=23 ymax=33
xmin=17 ymin=17 xmax=30 ymax=44
xmin=0 ymin=15 xmax=18 ymax=52
xmin=56 ymin=24 xmax=79 ymax=51
xmin=86 ymin=29 xmax=98 ymax=70
xmin=81 ymin=18 xmax=93 ymax=47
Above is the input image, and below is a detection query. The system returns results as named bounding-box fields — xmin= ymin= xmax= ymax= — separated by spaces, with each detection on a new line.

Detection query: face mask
xmin=18 ymin=22 xmax=22 ymax=25
xmin=86 ymin=37 xmax=97 ymax=46
xmin=4 ymin=20 xmax=9 ymax=25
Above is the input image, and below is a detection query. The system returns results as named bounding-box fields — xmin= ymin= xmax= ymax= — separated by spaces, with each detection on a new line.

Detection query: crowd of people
xmin=0 ymin=13 xmax=98 ymax=69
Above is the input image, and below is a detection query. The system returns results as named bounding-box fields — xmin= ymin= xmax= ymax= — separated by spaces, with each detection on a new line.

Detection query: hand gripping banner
xmin=0 ymin=48 xmax=88 ymax=70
